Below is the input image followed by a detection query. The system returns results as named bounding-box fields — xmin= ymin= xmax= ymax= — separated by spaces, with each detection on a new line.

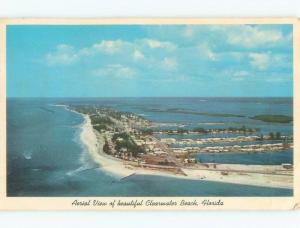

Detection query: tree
xmin=275 ymin=132 xmax=281 ymax=140
xmin=269 ymin=132 xmax=274 ymax=140
xmin=259 ymin=134 xmax=264 ymax=141
xmin=141 ymin=129 xmax=153 ymax=135
xmin=103 ymin=140 xmax=110 ymax=154
xmin=241 ymin=125 xmax=246 ymax=132
xmin=283 ymin=138 xmax=290 ymax=149
xmin=177 ymin=128 xmax=189 ymax=134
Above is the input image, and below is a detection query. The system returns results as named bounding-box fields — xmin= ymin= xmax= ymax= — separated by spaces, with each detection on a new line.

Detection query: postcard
xmin=0 ymin=18 xmax=299 ymax=210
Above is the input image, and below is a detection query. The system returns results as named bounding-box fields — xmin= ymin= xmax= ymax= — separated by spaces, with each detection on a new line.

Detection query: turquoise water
xmin=7 ymin=98 xmax=293 ymax=196
xmin=196 ymin=150 xmax=292 ymax=165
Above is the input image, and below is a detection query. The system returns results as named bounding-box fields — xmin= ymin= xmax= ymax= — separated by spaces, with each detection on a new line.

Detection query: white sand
xmin=181 ymin=168 xmax=292 ymax=189
xmin=79 ymin=113 xmax=292 ymax=189
xmin=79 ymin=114 xmax=135 ymax=178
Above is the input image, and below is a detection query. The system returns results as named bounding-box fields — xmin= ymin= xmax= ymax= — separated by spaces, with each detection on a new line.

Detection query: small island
xmin=251 ymin=115 xmax=293 ymax=123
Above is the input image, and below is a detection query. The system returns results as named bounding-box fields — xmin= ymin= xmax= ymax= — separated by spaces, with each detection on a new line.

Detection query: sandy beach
xmin=78 ymin=113 xmax=293 ymax=189
xmin=80 ymin=114 xmax=136 ymax=177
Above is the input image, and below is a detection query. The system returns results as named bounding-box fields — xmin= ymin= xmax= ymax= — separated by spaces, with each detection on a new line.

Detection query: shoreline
xmin=79 ymin=114 xmax=136 ymax=178
xmin=77 ymin=111 xmax=292 ymax=189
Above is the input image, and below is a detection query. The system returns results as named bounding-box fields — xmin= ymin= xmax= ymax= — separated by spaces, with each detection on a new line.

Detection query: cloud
xmin=271 ymin=53 xmax=292 ymax=69
xmin=90 ymin=40 xmax=128 ymax=55
xmin=248 ymin=53 xmax=270 ymax=70
xmin=218 ymin=69 xmax=250 ymax=81
xmin=161 ymin=57 xmax=178 ymax=71
xmin=43 ymin=25 xmax=292 ymax=86
xmin=141 ymin=39 xmax=177 ymax=50
xmin=247 ymin=52 xmax=291 ymax=71
xmin=225 ymin=26 xmax=285 ymax=48
xmin=265 ymin=75 xmax=292 ymax=83
xmin=77 ymin=40 xmax=131 ymax=57
xmin=132 ymin=49 xmax=145 ymax=61
xmin=198 ymin=43 xmax=218 ymax=61
xmin=92 ymin=64 xmax=137 ymax=79
xmin=46 ymin=44 xmax=79 ymax=65
xmin=147 ymin=25 xmax=291 ymax=51
xmin=45 ymin=38 xmax=176 ymax=66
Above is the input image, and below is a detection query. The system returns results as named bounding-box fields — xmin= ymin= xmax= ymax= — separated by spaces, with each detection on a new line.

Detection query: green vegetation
xmin=251 ymin=115 xmax=292 ymax=123
xmin=269 ymin=132 xmax=275 ymax=140
xmin=138 ymin=107 xmax=245 ymax=118
xmin=275 ymin=132 xmax=281 ymax=140
xmin=176 ymin=129 xmax=189 ymax=134
xmin=255 ymin=132 xmax=294 ymax=142
xmin=90 ymin=116 xmax=113 ymax=126
xmin=103 ymin=138 xmax=110 ymax=154
xmin=112 ymin=132 xmax=144 ymax=157
xmin=112 ymin=132 xmax=130 ymax=141
xmin=192 ymin=127 xmax=206 ymax=133
xmin=90 ymin=115 xmax=113 ymax=132
xmin=93 ymin=124 xmax=108 ymax=132
xmin=269 ymin=131 xmax=282 ymax=140
xmin=226 ymin=126 xmax=258 ymax=133
xmin=140 ymin=129 xmax=154 ymax=135
xmin=72 ymin=105 xmax=148 ymax=124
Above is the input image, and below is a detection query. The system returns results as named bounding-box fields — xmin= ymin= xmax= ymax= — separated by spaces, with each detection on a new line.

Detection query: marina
xmin=69 ymin=103 xmax=293 ymax=189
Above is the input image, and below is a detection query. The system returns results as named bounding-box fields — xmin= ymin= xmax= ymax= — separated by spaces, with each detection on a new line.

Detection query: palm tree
xmin=275 ymin=132 xmax=281 ymax=140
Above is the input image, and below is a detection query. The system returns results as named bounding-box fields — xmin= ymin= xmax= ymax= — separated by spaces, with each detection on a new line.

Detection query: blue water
xmin=7 ymin=98 xmax=293 ymax=196
xmin=196 ymin=150 xmax=292 ymax=165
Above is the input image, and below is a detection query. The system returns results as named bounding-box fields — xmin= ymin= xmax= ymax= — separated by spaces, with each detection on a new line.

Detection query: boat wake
xmin=66 ymin=165 xmax=100 ymax=176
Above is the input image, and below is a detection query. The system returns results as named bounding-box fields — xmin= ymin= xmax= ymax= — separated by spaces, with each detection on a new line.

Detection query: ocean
xmin=7 ymin=97 xmax=293 ymax=196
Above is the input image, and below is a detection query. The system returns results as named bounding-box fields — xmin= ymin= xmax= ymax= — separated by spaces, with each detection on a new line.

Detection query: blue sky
xmin=7 ymin=24 xmax=293 ymax=97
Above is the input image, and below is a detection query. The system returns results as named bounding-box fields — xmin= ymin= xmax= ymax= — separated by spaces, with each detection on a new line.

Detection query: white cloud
xmin=198 ymin=43 xmax=218 ymax=61
xmin=226 ymin=26 xmax=285 ymax=48
xmin=43 ymin=25 xmax=292 ymax=87
xmin=92 ymin=64 xmax=137 ymax=79
xmin=161 ymin=57 xmax=178 ymax=71
xmin=141 ymin=39 xmax=176 ymax=51
xmin=272 ymin=54 xmax=291 ymax=68
xmin=91 ymin=40 xmax=127 ymax=55
xmin=46 ymin=44 xmax=79 ymax=65
xmin=46 ymin=38 xmax=177 ymax=66
xmin=132 ymin=49 xmax=145 ymax=61
xmin=176 ymin=25 xmax=290 ymax=49
xmin=248 ymin=52 xmax=270 ymax=70
xmin=229 ymin=52 xmax=245 ymax=61
xmin=265 ymin=75 xmax=291 ymax=83
xmin=219 ymin=69 xmax=249 ymax=81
